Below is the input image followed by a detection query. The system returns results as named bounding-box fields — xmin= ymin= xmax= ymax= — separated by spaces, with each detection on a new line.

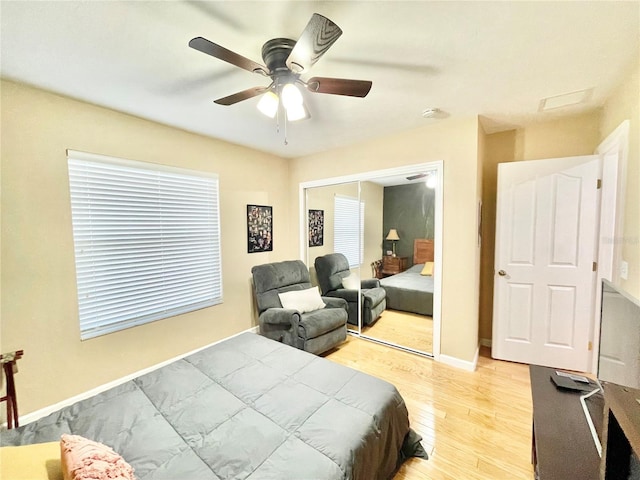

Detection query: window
xmin=333 ymin=194 xmax=364 ymax=268
xmin=67 ymin=150 xmax=222 ymax=340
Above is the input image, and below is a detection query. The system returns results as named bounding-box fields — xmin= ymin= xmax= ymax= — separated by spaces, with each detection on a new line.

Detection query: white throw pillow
xmin=278 ymin=286 xmax=326 ymax=313
xmin=341 ymin=273 xmax=360 ymax=290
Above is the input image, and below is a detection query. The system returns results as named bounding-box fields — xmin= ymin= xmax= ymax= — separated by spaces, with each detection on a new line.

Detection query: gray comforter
xmin=2 ymin=333 xmax=425 ymax=479
xmin=380 ymin=264 xmax=434 ymax=316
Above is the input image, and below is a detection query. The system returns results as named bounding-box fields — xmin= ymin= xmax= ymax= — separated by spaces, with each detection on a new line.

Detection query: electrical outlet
xmin=620 ymin=260 xmax=629 ymax=280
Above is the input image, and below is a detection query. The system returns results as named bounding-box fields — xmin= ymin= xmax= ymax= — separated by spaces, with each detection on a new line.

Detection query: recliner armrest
xmin=361 ymin=278 xmax=380 ymax=289
xmin=259 ymin=308 xmax=300 ymax=326
xmin=325 ymin=289 xmax=360 ymax=303
xmin=321 ymin=296 xmax=348 ymax=311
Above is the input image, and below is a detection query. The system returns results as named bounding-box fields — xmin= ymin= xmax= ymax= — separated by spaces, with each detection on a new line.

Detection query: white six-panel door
xmin=492 ymin=155 xmax=600 ymax=371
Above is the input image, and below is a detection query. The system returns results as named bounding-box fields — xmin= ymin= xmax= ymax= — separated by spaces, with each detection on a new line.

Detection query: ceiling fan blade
xmin=189 ymin=37 xmax=269 ymax=76
xmin=214 ymin=87 xmax=268 ymax=106
xmin=286 ymin=13 xmax=342 ymax=73
xmin=306 ymin=77 xmax=372 ymax=97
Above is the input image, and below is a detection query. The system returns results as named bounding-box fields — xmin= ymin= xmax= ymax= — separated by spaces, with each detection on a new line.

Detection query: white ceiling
xmin=1 ymin=1 xmax=638 ymax=159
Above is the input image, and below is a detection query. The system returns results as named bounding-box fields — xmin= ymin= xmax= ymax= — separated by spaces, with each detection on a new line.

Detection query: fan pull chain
xmin=284 ymin=114 xmax=288 ymax=145
xmin=272 ymin=82 xmax=288 ymax=145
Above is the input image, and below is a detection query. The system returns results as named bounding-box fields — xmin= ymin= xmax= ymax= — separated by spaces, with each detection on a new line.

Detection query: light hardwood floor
xmin=324 ymin=336 xmax=534 ymax=480
xmin=362 ymin=309 xmax=433 ymax=354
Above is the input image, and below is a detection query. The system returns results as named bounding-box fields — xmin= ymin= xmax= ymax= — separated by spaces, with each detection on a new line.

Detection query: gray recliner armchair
xmin=251 ymin=260 xmax=348 ymax=355
xmin=314 ymin=253 xmax=386 ymax=326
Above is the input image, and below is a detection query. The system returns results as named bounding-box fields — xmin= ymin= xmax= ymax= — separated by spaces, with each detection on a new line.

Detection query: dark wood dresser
xmin=381 ymin=256 xmax=408 ymax=276
xmin=529 ymin=365 xmax=601 ymax=480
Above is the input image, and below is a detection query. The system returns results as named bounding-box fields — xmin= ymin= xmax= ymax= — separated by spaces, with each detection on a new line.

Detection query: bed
xmin=380 ymin=239 xmax=434 ymax=316
xmin=1 ymin=332 xmax=426 ymax=480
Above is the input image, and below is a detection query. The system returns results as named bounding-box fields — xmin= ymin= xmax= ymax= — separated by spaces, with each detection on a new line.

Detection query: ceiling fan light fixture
xmin=281 ymin=83 xmax=303 ymax=110
xmin=257 ymin=90 xmax=279 ymax=118
xmin=286 ymin=102 xmax=309 ymax=122
xmin=189 ymin=13 xmax=370 ymax=141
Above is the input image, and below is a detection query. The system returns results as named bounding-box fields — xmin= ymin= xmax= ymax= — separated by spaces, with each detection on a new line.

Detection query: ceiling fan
xmin=407 ymin=172 xmax=437 ymax=189
xmin=188 ymin=13 xmax=372 ymax=121
xmin=406 ymin=173 xmax=428 ymax=181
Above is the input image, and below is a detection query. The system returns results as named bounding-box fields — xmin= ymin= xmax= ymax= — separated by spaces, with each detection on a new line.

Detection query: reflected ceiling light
xmin=425 ymin=173 xmax=437 ymax=189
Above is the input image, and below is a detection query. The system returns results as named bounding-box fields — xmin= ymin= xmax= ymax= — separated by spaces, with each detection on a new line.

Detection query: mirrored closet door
xmin=305 ymin=182 xmax=362 ymax=334
xmin=359 ymin=172 xmax=438 ymax=356
xmin=303 ymin=164 xmax=442 ymax=357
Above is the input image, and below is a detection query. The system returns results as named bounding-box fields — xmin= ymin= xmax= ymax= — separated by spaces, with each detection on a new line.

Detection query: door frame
xmin=595 ymin=120 xmax=628 ymax=283
xmin=298 ymin=161 xmax=444 ymax=360
xmin=591 ymin=120 xmax=629 ymax=372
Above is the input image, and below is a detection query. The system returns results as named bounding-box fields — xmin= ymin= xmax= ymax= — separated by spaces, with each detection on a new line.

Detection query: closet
xmin=301 ymin=163 xmax=443 ymax=357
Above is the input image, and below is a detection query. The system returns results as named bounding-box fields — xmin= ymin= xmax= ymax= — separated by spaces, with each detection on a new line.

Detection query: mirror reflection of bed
xmin=362 ymin=239 xmax=435 ymax=354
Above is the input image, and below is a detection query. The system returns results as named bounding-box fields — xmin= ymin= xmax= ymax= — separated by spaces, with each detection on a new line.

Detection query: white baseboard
xmin=18 ymin=326 xmax=260 ymax=426
xmin=439 ymin=345 xmax=479 ymax=372
xmin=480 ymin=338 xmax=492 ymax=348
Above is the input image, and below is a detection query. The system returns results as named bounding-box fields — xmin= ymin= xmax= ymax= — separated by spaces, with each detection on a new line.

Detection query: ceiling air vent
xmin=539 ymin=88 xmax=593 ymax=112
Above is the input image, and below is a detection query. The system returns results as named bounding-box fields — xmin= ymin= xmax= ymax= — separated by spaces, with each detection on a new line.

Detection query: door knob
xmin=498 ymin=270 xmax=507 ymax=276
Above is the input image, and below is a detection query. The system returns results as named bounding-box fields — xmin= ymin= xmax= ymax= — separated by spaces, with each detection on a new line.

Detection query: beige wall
xmin=0 ymin=80 xmax=292 ymax=415
xmin=6 ymin=69 xmax=633 ymax=416
xmin=478 ymin=131 xmax=517 ymax=342
xmin=600 ymin=62 xmax=640 ymax=298
xmin=514 ymin=111 xmax=602 ymax=161
xmin=305 ymin=182 xmax=359 ymax=284
xmin=305 ymin=183 xmax=359 ymax=261
xmin=290 ymin=117 xmax=481 ymax=363
xmin=360 ymin=181 xmax=384 ymax=280
xmin=304 ymin=181 xmax=384 ymax=283
xmin=476 ymin=71 xmax=639 ymax=346
xmin=477 ymin=112 xmax=602 ymax=343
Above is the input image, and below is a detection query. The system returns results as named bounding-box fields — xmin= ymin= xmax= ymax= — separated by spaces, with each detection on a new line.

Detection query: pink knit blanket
xmin=60 ymin=434 xmax=136 ymax=480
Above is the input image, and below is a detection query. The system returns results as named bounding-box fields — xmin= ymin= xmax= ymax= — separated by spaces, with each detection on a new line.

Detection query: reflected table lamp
xmin=386 ymin=229 xmax=400 ymax=257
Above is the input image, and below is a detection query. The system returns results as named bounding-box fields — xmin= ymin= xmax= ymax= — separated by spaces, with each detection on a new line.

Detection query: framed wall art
xmin=247 ymin=204 xmax=273 ymax=253
xmin=308 ymin=209 xmax=324 ymax=247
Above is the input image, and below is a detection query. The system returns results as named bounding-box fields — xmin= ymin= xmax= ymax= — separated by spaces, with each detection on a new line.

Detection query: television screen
xmin=598 ymin=280 xmax=640 ymax=389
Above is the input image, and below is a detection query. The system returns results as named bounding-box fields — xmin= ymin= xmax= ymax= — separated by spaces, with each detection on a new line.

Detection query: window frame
xmin=333 ymin=194 xmax=365 ymax=268
xmin=67 ymin=150 xmax=223 ymax=340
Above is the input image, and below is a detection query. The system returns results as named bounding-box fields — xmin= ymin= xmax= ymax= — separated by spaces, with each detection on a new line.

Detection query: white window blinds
xmin=67 ymin=150 xmax=222 ymax=340
xmin=334 ymin=195 xmax=364 ymax=268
